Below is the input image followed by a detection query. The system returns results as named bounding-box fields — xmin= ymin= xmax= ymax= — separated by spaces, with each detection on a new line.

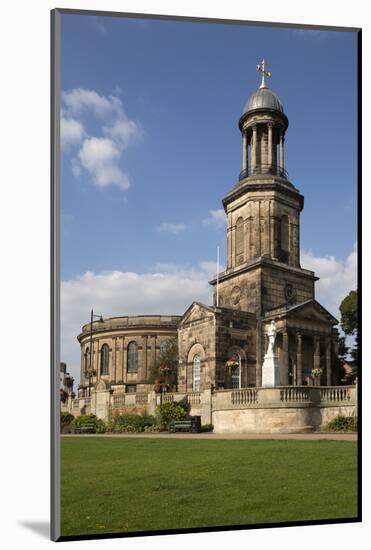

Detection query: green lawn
xmin=61 ymin=436 xmax=358 ymax=536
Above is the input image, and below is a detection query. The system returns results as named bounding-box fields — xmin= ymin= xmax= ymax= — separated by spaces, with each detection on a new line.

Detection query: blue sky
xmin=60 ymin=14 xmax=358 ymax=376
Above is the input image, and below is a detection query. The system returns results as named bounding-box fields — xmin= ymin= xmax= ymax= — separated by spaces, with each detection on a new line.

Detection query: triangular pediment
xmin=179 ymin=302 xmax=215 ymax=326
xmin=266 ymin=300 xmax=338 ymax=325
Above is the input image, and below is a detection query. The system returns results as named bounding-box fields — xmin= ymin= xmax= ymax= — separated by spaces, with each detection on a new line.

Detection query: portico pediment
xmin=179 ymin=302 xmax=215 ymax=326
xmin=265 ymin=299 xmax=338 ymax=326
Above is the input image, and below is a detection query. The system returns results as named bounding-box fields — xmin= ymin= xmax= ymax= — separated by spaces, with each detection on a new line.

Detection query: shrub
xmin=61 ymin=411 xmax=74 ymax=425
xmin=111 ymin=414 xmax=156 ymax=433
xmin=73 ymin=413 xmax=104 ymax=433
xmin=325 ymin=415 xmax=357 ymax=432
xmin=60 ymin=411 xmax=75 ymax=433
xmin=200 ymin=424 xmax=214 ymax=432
xmin=155 ymin=401 xmax=188 ymax=428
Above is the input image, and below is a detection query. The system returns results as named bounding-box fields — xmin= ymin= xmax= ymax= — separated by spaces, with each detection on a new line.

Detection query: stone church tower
xmin=178 ymin=61 xmax=339 ymax=391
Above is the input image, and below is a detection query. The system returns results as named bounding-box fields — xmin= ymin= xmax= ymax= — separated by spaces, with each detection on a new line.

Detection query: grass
xmin=61 ymin=436 xmax=358 ymax=536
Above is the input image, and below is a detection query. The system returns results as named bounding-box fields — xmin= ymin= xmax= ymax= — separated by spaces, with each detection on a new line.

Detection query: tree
xmin=339 ymin=290 xmax=358 ymax=336
xmin=148 ymin=337 xmax=179 ymax=392
xmin=339 ymin=289 xmax=358 ymax=382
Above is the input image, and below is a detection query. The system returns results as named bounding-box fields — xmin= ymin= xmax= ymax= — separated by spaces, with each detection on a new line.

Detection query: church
xmin=77 ymin=61 xmax=339 ymax=399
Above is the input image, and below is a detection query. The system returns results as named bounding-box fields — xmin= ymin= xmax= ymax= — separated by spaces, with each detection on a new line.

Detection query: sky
xmin=60 ymin=13 xmax=358 ymax=383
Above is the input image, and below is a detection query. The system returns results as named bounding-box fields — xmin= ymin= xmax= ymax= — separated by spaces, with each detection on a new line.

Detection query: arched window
xmin=100 ymin=344 xmax=109 ymax=376
xmin=281 ymin=215 xmax=289 ymax=252
xmin=235 ymin=217 xmax=244 ymax=260
xmin=127 ymin=341 xmax=138 ymax=373
xmin=193 ymin=354 xmax=201 ymax=391
xmin=230 ymin=353 xmax=241 ymax=389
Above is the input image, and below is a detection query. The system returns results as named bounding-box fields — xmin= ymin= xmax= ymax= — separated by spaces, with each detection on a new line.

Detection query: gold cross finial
xmin=256 ymin=59 xmax=271 ymax=89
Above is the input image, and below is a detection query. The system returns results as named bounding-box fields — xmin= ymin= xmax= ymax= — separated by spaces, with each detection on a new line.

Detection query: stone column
xmin=227 ymin=212 xmax=232 ymax=268
xmin=296 ymin=332 xmax=303 ymax=385
xmin=326 ymin=338 xmax=332 ymax=386
xmin=268 ymin=123 xmax=273 ymax=168
xmin=332 ymin=337 xmax=339 ymax=384
xmin=279 ymin=133 xmax=285 ymax=172
xmin=281 ymin=331 xmax=289 ymax=385
xmin=252 ymin=125 xmax=257 ymax=173
xmin=293 ymin=218 xmax=300 ymax=267
xmin=112 ymin=338 xmax=117 ymax=382
xmin=94 ymin=339 xmax=99 ymax=384
xmin=117 ymin=338 xmax=124 ymax=383
xmin=231 ymin=224 xmax=236 ymax=267
xmin=80 ymin=348 xmax=85 ymax=386
xmin=150 ymin=336 xmax=157 ymax=374
xmin=313 ymin=336 xmax=321 ymax=386
xmin=313 ymin=336 xmax=321 ymax=371
xmin=242 ymin=131 xmax=247 ymax=174
xmin=123 ymin=339 xmax=127 ymax=385
xmin=142 ymin=335 xmax=148 ymax=382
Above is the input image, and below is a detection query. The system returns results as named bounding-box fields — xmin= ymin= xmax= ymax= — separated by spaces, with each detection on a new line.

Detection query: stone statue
xmin=266 ymin=320 xmax=277 ymax=356
xmin=262 ymin=319 xmax=280 ymax=387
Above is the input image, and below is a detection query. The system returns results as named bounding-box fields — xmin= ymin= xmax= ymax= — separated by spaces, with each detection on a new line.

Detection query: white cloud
xmin=60 ymin=114 xmax=84 ymax=149
xmin=61 ymin=262 xmax=214 ymax=382
xmin=156 ymin=222 xmax=186 ymax=235
xmin=78 ymin=137 xmax=129 ymax=190
xmin=203 ymin=208 xmax=227 ymax=229
xmin=62 ymin=88 xmax=115 ymax=119
xmin=301 ymin=243 xmax=357 ymax=318
xmin=61 ymin=88 xmax=141 ymax=190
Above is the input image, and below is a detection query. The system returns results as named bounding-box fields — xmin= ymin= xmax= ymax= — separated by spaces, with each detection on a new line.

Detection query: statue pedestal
xmin=262 ymin=353 xmax=281 ymax=387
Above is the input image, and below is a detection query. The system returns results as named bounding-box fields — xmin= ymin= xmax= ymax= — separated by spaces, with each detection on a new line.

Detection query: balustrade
xmin=188 ymin=392 xmax=201 ymax=405
xmin=162 ymin=393 xmax=175 ymax=403
xmin=280 ymin=387 xmax=309 ymax=403
xmin=231 ymin=389 xmax=259 ymax=406
xmin=112 ymin=394 xmax=126 ymax=408
xmin=320 ymin=387 xmax=351 ymax=403
xmin=135 ymin=393 xmax=149 ymax=405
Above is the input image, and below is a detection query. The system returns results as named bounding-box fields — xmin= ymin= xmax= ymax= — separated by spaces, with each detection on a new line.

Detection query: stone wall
xmin=216 ymin=267 xmax=261 ymax=312
xmin=211 ymin=386 xmax=356 ymax=433
xmin=177 ymin=304 xmax=216 ymax=392
xmin=69 ymin=385 xmax=356 ymax=433
xmin=261 ymin=260 xmax=315 ymax=313
xmin=77 ymin=315 xmax=180 ymax=396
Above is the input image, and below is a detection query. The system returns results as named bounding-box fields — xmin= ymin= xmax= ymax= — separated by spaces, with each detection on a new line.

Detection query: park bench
xmin=74 ymin=423 xmax=96 ymax=434
xmin=168 ymin=417 xmax=201 ymax=433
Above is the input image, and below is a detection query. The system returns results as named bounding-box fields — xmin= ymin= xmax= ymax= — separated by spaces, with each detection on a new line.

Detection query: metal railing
xmin=239 ymin=164 xmax=289 ymax=181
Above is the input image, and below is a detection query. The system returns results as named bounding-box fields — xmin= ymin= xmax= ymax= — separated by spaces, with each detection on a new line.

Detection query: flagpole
xmin=216 ymin=246 xmax=219 ymax=307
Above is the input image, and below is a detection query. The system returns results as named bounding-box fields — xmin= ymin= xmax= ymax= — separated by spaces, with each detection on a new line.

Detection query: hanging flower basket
xmin=225 ymin=357 xmax=239 ymax=374
xmin=311 ymin=368 xmax=323 ymax=378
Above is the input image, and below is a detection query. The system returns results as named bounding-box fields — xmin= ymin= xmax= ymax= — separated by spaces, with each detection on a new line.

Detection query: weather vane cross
xmin=256 ymin=59 xmax=271 ymax=89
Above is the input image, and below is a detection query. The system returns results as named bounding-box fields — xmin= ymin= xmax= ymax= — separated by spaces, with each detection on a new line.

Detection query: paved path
xmin=62 ymin=432 xmax=357 ymax=441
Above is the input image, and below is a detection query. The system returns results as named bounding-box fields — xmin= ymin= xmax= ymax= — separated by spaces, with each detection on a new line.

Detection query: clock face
xmin=231 ymin=285 xmax=241 ymax=305
xmin=285 ymin=283 xmax=297 ymax=302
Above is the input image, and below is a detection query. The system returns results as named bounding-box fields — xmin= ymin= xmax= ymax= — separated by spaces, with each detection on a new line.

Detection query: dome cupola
xmin=238 ymin=60 xmax=289 ymax=181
